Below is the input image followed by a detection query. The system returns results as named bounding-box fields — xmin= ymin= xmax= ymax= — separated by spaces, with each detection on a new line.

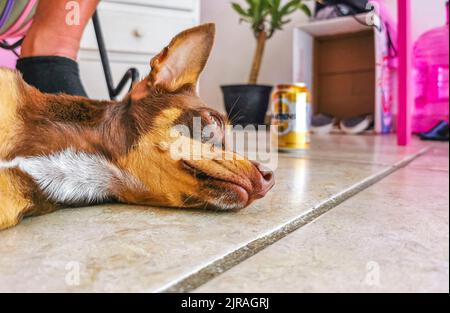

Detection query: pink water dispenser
xmin=412 ymin=1 xmax=449 ymax=134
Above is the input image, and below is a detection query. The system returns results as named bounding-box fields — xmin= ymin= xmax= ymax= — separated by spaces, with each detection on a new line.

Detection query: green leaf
xmin=232 ymin=3 xmax=249 ymax=17
xmin=231 ymin=0 xmax=311 ymax=37
xmin=299 ymin=3 xmax=312 ymax=17
xmin=280 ymin=0 xmax=301 ymax=16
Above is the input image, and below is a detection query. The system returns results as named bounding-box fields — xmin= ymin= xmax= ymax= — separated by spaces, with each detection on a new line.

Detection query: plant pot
xmin=221 ymin=85 xmax=273 ymax=127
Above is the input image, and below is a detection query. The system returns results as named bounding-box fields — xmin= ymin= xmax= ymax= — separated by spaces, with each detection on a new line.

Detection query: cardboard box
xmin=294 ymin=14 xmax=397 ymax=133
xmin=314 ymin=31 xmax=375 ymax=119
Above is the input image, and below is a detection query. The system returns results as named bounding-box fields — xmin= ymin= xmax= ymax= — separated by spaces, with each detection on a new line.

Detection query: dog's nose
xmin=251 ymin=162 xmax=275 ymax=199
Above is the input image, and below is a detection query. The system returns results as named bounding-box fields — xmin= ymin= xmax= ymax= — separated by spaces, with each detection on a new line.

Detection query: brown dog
xmin=0 ymin=24 xmax=274 ymax=230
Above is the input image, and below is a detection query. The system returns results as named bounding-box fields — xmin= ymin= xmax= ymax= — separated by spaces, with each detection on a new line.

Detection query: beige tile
xmin=410 ymin=144 xmax=449 ymax=172
xmin=0 ymin=157 xmax=387 ymax=292
xmin=233 ymin=132 xmax=429 ymax=167
xmin=195 ymin=168 xmax=449 ymax=293
xmin=281 ymin=134 xmax=430 ymax=166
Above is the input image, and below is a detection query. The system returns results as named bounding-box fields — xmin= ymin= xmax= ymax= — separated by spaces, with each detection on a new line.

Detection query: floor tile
xmin=0 ymin=158 xmax=388 ymax=292
xmin=231 ymin=133 xmax=429 ymax=167
xmin=0 ymin=135 xmax=431 ymax=292
xmin=195 ymin=168 xmax=449 ymax=293
xmin=281 ymin=134 xmax=429 ymax=166
xmin=410 ymin=144 xmax=449 ymax=172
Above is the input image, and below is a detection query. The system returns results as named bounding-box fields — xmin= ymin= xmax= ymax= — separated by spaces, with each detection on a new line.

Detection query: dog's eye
xmin=210 ymin=117 xmax=219 ymax=127
xmin=202 ymin=112 xmax=225 ymax=145
xmin=206 ymin=112 xmax=224 ymax=130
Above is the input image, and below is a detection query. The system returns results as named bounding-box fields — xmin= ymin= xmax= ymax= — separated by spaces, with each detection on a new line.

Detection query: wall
xmin=411 ymin=0 xmax=447 ymax=41
xmin=199 ymin=0 xmax=311 ymax=113
xmin=199 ymin=0 xmax=449 ymax=113
xmin=383 ymin=0 xmax=448 ymax=41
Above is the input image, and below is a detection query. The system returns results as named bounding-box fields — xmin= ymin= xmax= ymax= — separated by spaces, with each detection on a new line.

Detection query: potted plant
xmin=222 ymin=0 xmax=311 ymax=126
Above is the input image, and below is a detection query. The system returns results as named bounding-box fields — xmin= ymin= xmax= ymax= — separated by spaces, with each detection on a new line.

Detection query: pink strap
xmin=1 ymin=0 xmax=37 ymax=39
xmin=11 ymin=18 xmax=33 ymax=38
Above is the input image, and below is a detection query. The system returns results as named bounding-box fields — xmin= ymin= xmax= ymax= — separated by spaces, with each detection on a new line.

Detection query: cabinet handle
xmin=132 ymin=28 xmax=144 ymax=38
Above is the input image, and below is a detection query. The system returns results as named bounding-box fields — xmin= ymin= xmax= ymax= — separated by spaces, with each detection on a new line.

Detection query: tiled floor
xmin=0 ymin=135 xmax=448 ymax=293
xmin=196 ymin=167 xmax=449 ymax=293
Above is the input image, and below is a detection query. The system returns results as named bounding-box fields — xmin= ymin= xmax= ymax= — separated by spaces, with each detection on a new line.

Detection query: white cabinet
xmin=79 ymin=0 xmax=199 ymax=100
xmin=105 ymin=0 xmax=197 ymax=11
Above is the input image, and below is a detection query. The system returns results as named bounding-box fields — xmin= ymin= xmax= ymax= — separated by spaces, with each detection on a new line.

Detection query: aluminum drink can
xmin=271 ymin=83 xmax=312 ymax=151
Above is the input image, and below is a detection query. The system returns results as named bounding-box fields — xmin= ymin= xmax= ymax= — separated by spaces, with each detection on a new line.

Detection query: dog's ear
xmin=131 ymin=23 xmax=215 ymax=100
xmin=150 ymin=23 xmax=215 ymax=91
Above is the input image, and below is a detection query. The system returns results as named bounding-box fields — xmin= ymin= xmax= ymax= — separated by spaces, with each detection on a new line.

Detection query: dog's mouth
xmin=182 ymin=160 xmax=250 ymax=202
xmin=182 ymin=159 xmax=274 ymax=211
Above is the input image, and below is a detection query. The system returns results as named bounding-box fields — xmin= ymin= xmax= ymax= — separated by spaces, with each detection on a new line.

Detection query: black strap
xmin=92 ymin=11 xmax=140 ymax=100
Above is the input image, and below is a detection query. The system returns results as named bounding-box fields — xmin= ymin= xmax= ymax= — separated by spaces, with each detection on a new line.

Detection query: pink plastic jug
xmin=412 ymin=1 xmax=449 ymax=133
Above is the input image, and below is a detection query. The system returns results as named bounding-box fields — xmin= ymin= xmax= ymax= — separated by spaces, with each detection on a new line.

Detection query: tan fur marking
xmin=0 ymin=171 xmax=32 ymax=229
xmin=0 ymin=69 xmax=22 ymax=158
xmin=117 ymin=108 xmax=199 ymax=207
xmin=0 ymin=69 xmax=31 ymax=229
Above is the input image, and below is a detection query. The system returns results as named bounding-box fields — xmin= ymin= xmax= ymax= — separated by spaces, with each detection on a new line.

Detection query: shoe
xmin=418 ymin=121 xmax=449 ymax=142
xmin=340 ymin=115 xmax=374 ymax=135
xmin=311 ymin=114 xmax=336 ymax=135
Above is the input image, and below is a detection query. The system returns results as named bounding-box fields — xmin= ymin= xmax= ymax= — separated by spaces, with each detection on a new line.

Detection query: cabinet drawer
xmin=104 ymin=0 xmax=197 ymax=11
xmin=81 ymin=2 xmax=198 ymax=55
xmin=79 ymin=59 xmax=150 ymax=100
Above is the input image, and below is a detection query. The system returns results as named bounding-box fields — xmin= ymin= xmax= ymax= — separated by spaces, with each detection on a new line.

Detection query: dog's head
xmin=118 ymin=24 xmax=274 ymax=211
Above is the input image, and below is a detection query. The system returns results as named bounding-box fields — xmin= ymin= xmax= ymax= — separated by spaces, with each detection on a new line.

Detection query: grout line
xmin=280 ymin=154 xmax=404 ymax=167
xmin=408 ymin=167 xmax=449 ymax=173
xmin=157 ymin=147 xmax=430 ymax=293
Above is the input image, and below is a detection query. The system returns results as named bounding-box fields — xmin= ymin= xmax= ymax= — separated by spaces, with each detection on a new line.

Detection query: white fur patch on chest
xmin=1 ymin=149 xmax=122 ymax=205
